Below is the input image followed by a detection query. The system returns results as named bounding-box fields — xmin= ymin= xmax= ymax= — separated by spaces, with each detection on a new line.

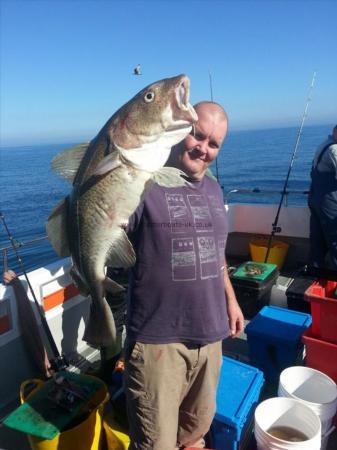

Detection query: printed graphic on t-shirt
xmin=208 ymin=195 xmax=226 ymax=219
xmin=187 ymin=195 xmax=213 ymax=233
xmin=218 ymin=238 xmax=226 ymax=270
xmin=166 ymin=193 xmax=190 ymax=234
xmin=171 ymin=237 xmax=197 ymax=281
xmin=197 ymin=236 xmax=219 ymax=279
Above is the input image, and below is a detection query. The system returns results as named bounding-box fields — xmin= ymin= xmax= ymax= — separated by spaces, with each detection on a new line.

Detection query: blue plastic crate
xmin=209 ymin=356 xmax=264 ymax=450
xmin=245 ymin=305 xmax=312 ymax=381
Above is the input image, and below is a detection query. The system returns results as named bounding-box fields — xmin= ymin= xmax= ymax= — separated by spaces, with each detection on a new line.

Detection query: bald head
xmin=193 ymin=101 xmax=228 ymax=123
xmin=167 ymin=100 xmax=228 ymax=180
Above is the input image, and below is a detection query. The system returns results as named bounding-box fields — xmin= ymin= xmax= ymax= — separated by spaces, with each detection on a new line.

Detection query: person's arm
xmin=223 ymin=261 xmax=244 ymax=338
xmin=3 ymin=269 xmax=17 ymax=285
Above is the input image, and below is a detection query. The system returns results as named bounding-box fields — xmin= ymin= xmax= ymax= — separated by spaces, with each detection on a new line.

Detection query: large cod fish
xmin=47 ymin=75 xmax=197 ymax=347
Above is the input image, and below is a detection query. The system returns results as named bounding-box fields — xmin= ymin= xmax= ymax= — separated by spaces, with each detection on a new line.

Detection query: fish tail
xmin=83 ymin=284 xmax=117 ymax=347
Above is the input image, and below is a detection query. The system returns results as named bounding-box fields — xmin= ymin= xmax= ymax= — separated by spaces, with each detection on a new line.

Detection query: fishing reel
xmin=272 ymin=225 xmax=282 ymax=234
xmin=50 ymin=354 xmax=69 ymax=373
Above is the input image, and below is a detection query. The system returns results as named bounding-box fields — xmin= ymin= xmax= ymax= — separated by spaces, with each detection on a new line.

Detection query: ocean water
xmin=0 ymin=124 xmax=332 ymax=274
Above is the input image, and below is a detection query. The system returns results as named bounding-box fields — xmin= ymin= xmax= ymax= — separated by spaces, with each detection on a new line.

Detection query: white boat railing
xmin=0 ymin=188 xmax=311 ymax=268
xmin=224 ymin=187 xmax=309 ymax=207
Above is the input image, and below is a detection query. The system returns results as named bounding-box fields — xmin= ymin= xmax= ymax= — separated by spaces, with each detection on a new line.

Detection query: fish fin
xmin=93 ymin=152 xmax=121 ymax=176
xmin=83 ymin=298 xmax=117 ymax=347
xmin=106 ymin=228 xmax=136 ymax=268
xmin=205 ymin=168 xmax=217 ymax=180
xmin=51 ymin=142 xmax=90 ymax=181
xmin=46 ymin=198 xmax=70 ymax=257
xmin=70 ymin=266 xmax=90 ymax=296
xmin=152 ymin=167 xmax=192 ymax=187
xmin=103 ymin=277 xmax=126 ymax=294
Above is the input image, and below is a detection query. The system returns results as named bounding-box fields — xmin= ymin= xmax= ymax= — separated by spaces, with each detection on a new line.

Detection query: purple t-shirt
xmin=126 ymin=175 xmax=230 ymax=345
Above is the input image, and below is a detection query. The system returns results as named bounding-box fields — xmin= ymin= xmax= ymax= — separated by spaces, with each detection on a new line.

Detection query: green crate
xmin=231 ymin=262 xmax=278 ymax=283
xmin=3 ymin=371 xmax=103 ymax=440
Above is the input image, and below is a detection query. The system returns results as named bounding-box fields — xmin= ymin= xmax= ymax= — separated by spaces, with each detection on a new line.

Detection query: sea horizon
xmin=1 ymin=122 xmax=334 ymax=149
xmin=0 ymin=123 xmax=333 ymax=274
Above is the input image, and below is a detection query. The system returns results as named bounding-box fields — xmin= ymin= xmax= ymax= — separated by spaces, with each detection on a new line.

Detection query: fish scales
xmin=78 ymin=167 xmax=150 ymax=277
xmin=47 ymin=74 xmax=197 ymax=347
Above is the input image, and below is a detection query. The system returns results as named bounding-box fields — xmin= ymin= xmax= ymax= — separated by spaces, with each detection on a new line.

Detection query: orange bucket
xmin=249 ymin=238 xmax=289 ymax=270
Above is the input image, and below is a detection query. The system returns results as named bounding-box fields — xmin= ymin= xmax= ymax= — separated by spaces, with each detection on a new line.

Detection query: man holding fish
xmin=48 ymin=75 xmax=198 ymax=349
xmin=47 ymin=76 xmax=243 ymax=449
xmin=124 ymin=101 xmax=244 ymax=449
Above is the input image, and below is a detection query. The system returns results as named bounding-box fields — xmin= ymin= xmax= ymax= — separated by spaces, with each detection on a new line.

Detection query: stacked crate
xmin=209 ymin=357 xmax=264 ymax=450
xmin=302 ymin=279 xmax=337 ymax=384
xmin=245 ymin=306 xmax=312 ymax=382
xmin=230 ymin=262 xmax=279 ymax=319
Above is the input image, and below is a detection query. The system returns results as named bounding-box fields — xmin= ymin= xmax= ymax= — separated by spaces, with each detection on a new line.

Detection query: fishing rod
xmin=264 ymin=72 xmax=316 ymax=263
xmin=0 ymin=235 xmax=48 ymax=253
xmin=208 ymin=70 xmax=214 ymax=103
xmin=0 ymin=212 xmax=68 ymax=371
xmin=208 ymin=70 xmax=221 ymax=186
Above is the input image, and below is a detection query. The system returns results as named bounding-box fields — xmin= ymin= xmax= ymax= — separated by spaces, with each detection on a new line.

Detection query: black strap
xmin=315 ymin=142 xmax=333 ymax=167
xmin=311 ymin=142 xmax=333 ymax=177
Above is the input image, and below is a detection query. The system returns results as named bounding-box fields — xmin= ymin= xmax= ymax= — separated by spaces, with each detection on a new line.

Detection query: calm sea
xmin=0 ymin=124 xmax=333 ymax=274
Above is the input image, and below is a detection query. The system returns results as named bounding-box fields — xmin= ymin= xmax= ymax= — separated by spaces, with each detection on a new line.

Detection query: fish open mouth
xmin=174 ymin=76 xmax=198 ymax=122
xmin=165 ymin=122 xmax=193 ymax=133
xmin=176 ymin=78 xmax=189 ymax=109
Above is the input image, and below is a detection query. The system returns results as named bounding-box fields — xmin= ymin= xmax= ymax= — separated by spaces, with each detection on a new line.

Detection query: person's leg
xmin=321 ymin=215 xmax=337 ymax=270
xmin=328 ymin=237 xmax=337 ymax=270
xmin=125 ymin=342 xmax=194 ymax=450
xmin=309 ymin=207 xmax=328 ymax=268
xmin=177 ymin=341 xmax=222 ymax=448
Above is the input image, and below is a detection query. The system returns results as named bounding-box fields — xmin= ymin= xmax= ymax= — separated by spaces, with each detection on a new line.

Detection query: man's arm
xmin=223 ymin=261 xmax=244 ymax=338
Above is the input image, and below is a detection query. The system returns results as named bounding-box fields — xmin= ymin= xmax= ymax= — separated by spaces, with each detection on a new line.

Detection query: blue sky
xmin=1 ymin=0 xmax=336 ymax=146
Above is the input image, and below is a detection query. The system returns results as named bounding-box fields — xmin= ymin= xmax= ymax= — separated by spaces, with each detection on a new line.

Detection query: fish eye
xmin=144 ymin=91 xmax=155 ymax=103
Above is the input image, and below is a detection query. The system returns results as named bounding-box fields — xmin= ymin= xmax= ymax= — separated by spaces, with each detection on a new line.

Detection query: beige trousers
xmin=125 ymin=340 xmax=223 ymax=450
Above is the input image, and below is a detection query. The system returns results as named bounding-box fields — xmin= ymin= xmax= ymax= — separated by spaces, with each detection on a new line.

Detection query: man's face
xmin=177 ymin=105 xmax=228 ymax=181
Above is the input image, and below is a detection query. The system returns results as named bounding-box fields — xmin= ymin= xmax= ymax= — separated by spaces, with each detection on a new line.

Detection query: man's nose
xmin=196 ymin=141 xmax=207 ymax=153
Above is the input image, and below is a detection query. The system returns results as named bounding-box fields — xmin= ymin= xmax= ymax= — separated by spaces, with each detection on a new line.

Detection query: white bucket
xmin=321 ymin=426 xmax=336 ymax=450
xmin=254 ymin=397 xmax=321 ymax=450
xmin=278 ymin=366 xmax=337 ymax=435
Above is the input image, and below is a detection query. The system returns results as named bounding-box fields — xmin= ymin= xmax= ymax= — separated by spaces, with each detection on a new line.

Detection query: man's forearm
xmin=223 ymin=260 xmax=238 ymax=305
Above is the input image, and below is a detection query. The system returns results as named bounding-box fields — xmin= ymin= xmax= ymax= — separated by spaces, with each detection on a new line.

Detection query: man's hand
xmin=227 ymin=297 xmax=244 ymax=338
xmin=3 ymin=270 xmax=17 ymax=285
xmin=223 ymin=261 xmax=244 ymax=338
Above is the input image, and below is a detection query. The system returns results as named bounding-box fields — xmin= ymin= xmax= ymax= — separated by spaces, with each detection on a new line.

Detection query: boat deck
xmin=1 ymin=315 xmax=336 ymax=450
xmin=222 ymin=323 xmax=337 ymax=449
xmin=222 ymin=255 xmax=337 ymax=449
xmin=1 ymin=223 xmax=337 ymax=448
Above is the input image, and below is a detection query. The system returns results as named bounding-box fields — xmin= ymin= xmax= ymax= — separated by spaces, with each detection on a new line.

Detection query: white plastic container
xmin=254 ymin=397 xmax=321 ymax=450
xmin=278 ymin=366 xmax=337 ymax=435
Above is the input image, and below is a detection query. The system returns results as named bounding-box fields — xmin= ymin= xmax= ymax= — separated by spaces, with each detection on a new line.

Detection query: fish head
xmin=110 ymin=74 xmax=198 ymax=171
